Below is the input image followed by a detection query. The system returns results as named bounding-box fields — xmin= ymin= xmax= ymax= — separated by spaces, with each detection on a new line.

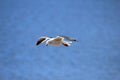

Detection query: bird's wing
xmin=36 ymin=37 xmax=49 ymax=45
xmin=59 ymin=35 xmax=78 ymax=42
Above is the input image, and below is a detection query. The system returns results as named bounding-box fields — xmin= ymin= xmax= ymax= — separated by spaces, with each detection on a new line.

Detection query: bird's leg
xmin=63 ymin=43 xmax=69 ymax=47
xmin=62 ymin=41 xmax=70 ymax=47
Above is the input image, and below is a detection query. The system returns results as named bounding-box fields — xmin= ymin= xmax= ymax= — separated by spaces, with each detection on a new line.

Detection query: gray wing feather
xmin=59 ymin=35 xmax=78 ymax=42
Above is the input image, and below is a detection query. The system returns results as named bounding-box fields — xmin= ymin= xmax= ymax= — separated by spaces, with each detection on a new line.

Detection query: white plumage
xmin=36 ymin=35 xmax=78 ymax=47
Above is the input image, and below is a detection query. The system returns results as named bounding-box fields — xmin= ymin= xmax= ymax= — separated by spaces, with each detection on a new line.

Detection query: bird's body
xmin=36 ymin=36 xmax=78 ymax=47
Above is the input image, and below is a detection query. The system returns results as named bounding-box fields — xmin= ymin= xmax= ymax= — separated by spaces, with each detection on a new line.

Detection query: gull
xmin=36 ymin=35 xmax=78 ymax=47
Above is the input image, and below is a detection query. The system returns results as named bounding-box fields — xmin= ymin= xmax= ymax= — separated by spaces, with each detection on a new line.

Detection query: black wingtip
xmin=36 ymin=42 xmax=39 ymax=46
xmin=36 ymin=37 xmax=46 ymax=46
xmin=36 ymin=41 xmax=41 ymax=46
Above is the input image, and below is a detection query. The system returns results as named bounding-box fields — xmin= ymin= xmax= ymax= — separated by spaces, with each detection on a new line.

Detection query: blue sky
xmin=0 ymin=0 xmax=120 ymax=80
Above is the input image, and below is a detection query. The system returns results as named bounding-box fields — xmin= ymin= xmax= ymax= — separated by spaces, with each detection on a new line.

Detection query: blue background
xmin=0 ymin=0 xmax=120 ymax=80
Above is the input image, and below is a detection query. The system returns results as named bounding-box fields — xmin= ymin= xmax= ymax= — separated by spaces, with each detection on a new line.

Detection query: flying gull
xmin=36 ymin=35 xmax=78 ymax=46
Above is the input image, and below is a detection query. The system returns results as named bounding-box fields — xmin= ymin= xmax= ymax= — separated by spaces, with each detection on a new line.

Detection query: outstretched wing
xmin=59 ymin=35 xmax=78 ymax=42
xmin=36 ymin=37 xmax=49 ymax=45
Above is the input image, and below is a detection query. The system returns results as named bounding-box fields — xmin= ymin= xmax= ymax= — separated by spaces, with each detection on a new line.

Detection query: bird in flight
xmin=36 ymin=35 xmax=78 ymax=47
